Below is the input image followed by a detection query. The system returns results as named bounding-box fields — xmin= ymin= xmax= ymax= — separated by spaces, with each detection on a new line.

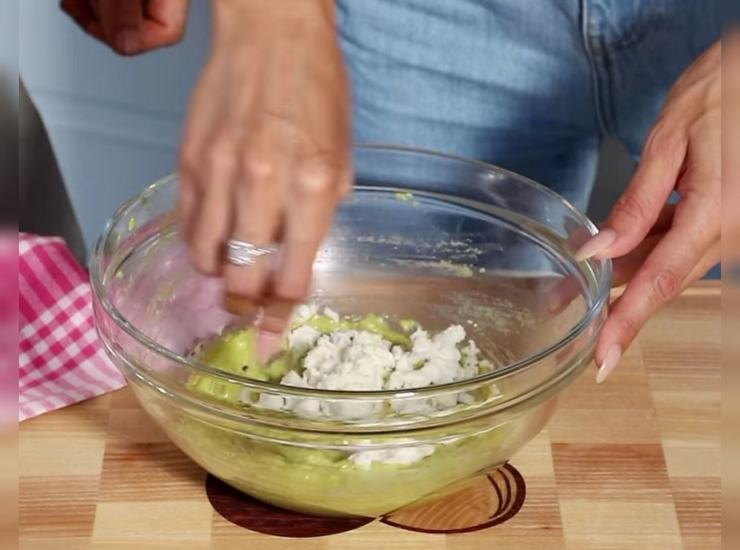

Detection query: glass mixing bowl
xmin=91 ymin=146 xmax=611 ymax=518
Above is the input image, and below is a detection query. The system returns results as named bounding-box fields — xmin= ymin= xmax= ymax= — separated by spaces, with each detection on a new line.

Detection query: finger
xmin=577 ymin=123 xmax=688 ymax=261
xmin=256 ymin=297 xmax=298 ymax=360
xmin=223 ymin=142 xmax=288 ymax=299
xmin=176 ymin=171 xmax=198 ymax=244
xmin=224 ymin=141 xmax=293 ymax=361
xmin=99 ymin=0 xmax=144 ymax=55
xmin=685 ymin=240 xmax=721 ymax=284
xmin=275 ymin=156 xmax=339 ymax=303
xmin=59 ymin=0 xmax=104 ymax=40
xmin=223 ymin=292 xmax=262 ymax=326
xmin=548 ymin=233 xmax=657 ymax=317
xmin=546 ymin=274 xmax=582 ymax=315
xmin=267 ymin=108 xmax=348 ymax=309
xmin=611 ymin=233 xmax=663 ymax=287
xmin=178 ymin=73 xmax=224 ymax=253
xmin=558 ymin=205 xmax=677 ymax=313
xmin=224 ymin=40 xmax=301 ymax=304
xmin=595 ymin=238 xmax=719 ymax=380
xmin=574 ymin=201 xmax=677 ymax=262
xmin=552 ymin=231 xmax=665 ymax=317
xmin=594 ymin=198 xmax=718 ymax=382
xmin=606 ymin=206 xmax=677 ymax=280
xmin=646 ymin=203 xmax=677 ymax=235
xmin=140 ymin=0 xmax=190 ymax=50
xmin=255 ymin=156 xmax=339 ymax=358
xmin=188 ymin=139 xmax=237 ymax=275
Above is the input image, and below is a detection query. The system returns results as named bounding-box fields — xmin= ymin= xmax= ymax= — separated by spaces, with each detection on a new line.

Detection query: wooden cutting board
xmin=19 ymin=282 xmax=720 ymax=549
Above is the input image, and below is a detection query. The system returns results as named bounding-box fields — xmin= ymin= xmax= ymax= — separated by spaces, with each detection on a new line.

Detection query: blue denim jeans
xmin=337 ymin=0 xmax=721 ymax=213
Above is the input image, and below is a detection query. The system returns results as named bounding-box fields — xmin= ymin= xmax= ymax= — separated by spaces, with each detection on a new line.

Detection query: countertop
xmin=19 ymin=282 xmax=720 ymax=549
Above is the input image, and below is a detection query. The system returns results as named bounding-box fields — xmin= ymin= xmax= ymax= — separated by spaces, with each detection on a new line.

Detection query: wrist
xmin=212 ymin=0 xmax=336 ymax=36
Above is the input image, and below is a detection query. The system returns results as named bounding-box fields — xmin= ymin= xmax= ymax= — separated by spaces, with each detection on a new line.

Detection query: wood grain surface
xmin=19 ymin=282 xmax=721 ymax=549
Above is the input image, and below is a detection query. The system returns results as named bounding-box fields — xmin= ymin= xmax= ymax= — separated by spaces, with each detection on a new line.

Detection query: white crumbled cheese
xmin=291 ymin=304 xmax=318 ymax=325
xmin=279 ymin=371 xmax=324 ymax=418
xmin=289 ymin=329 xmax=395 ymax=419
xmin=386 ymin=325 xmax=466 ymax=390
xmin=349 ymin=445 xmax=436 ymax=469
xmin=282 ymin=370 xmax=308 ymax=388
xmin=302 ymin=330 xmax=394 ymax=391
xmin=257 ymin=393 xmax=284 ymax=410
xmin=287 ymin=325 xmax=321 ymax=355
xmin=323 ymin=306 xmax=340 ymax=323
xmin=257 ymin=307 xmax=493 ymax=465
xmin=292 ymin=397 xmax=323 ymax=418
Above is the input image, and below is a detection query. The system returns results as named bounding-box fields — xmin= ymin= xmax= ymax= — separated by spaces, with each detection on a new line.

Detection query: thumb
xmin=99 ymin=0 xmax=144 ymax=55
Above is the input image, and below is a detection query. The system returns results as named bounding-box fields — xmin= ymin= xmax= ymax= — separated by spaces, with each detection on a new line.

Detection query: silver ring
xmin=225 ymin=239 xmax=278 ymax=266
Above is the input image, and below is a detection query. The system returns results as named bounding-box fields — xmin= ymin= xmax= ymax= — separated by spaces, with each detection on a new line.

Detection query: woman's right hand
xmin=178 ymin=0 xmax=351 ymax=358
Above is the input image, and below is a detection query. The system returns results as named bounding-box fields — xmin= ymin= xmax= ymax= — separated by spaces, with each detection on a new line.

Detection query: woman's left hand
xmin=60 ymin=0 xmax=189 ymax=55
xmin=575 ymin=41 xmax=721 ymax=383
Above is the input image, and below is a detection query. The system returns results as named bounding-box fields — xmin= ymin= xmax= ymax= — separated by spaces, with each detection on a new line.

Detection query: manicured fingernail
xmin=115 ymin=29 xmax=140 ymax=55
xmin=574 ymin=229 xmax=617 ymax=262
xmin=596 ymin=344 xmax=622 ymax=384
xmin=256 ymin=330 xmax=283 ymax=363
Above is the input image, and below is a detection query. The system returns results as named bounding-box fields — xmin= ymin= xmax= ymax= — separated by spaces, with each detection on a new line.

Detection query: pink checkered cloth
xmin=19 ymin=233 xmax=126 ymax=421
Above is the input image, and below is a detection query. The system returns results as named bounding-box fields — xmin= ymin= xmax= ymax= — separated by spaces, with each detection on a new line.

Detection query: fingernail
xmin=574 ymin=229 xmax=617 ymax=262
xmin=115 ymin=29 xmax=140 ymax=55
xmin=256 ymin=330 xmax=283 ymax=363
xmin=596 ymin=344 xmax=622 ymax=384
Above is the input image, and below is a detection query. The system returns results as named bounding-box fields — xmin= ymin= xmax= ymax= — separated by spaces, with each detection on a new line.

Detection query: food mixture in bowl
xmin=164 ymin=305 xmax=540 ymax=517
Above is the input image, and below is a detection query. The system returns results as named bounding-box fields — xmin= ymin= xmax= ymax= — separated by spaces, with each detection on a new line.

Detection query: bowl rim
xmin=91 ymin=144 xmax=612 ymax=398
